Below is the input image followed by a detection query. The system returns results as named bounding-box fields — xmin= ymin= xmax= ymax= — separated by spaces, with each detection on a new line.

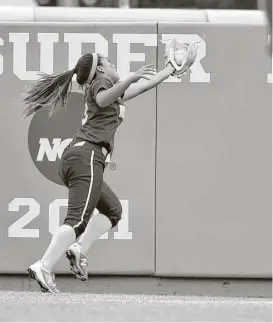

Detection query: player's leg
xmin=80 ymin=181 xmax=122 ymax=252
xmin=28 ymin=147 xmax=104 ymax=292
xmin=66 ymin=181 xmax=122 ymax=280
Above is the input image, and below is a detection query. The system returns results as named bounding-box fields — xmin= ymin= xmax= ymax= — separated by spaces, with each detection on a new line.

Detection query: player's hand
xmin=129 ymin=65 xmax=156 ymax=83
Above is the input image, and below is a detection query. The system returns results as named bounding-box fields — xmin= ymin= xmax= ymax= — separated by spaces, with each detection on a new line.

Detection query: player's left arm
xmin=122 ymin=63 xmax=175 ymax=102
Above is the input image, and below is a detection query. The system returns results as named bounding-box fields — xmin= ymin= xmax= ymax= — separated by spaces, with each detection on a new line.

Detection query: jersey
xmin=74 ymin=76 xmax=126 ymax=155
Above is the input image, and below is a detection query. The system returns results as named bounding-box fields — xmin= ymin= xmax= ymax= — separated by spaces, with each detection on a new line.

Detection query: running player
xmin=23 ymin=53 xmax=176 ymax=293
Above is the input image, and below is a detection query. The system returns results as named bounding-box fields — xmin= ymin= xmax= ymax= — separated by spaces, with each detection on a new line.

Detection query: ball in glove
xmin=161 ymin=38 xmax=202 ymax=79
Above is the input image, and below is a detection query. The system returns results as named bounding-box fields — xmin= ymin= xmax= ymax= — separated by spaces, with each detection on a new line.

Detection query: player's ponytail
xmin=22 ymin=69 xmax=75 ymax=118
xmin=22 ymin=53 xmax=102 ymax=118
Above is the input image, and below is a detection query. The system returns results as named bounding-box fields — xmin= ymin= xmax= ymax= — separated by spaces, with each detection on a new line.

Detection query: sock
xmin=41 ymin=224 xmax=76 ymax=271
xmin=78 ymin=213 xmax=112 ymax=254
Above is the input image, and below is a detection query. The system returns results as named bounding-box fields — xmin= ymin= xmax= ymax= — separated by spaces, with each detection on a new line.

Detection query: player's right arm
xmin=122 ymin=63 xmax=175 ymax=102
xmin=96 ymin=65 xmax=155 ymax=108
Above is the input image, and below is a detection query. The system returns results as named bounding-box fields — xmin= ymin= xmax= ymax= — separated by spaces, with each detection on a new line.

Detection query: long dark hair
xmin=22 ymin=53 xmax=103 ymax=118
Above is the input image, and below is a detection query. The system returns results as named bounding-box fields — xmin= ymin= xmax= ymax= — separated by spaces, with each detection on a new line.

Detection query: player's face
xmin=100 ymin=57 xmax=120 ymax=83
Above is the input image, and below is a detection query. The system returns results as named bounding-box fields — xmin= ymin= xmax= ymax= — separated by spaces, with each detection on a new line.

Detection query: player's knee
xmin=63 ymin=218 xmax=86 ymax=239
xmin=107 ymin=202 xmax=122 ymax=228
xmin=115 ymin=203 xmax=123 ymax=224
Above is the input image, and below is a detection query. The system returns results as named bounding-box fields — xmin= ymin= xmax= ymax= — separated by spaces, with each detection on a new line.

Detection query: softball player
xmin=23 ymin=53 xmax=177 ymax=293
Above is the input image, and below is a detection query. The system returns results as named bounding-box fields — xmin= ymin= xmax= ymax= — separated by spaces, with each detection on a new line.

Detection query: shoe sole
xmin=66 ymin=250 xmax=87 ymax=281
xmin=28 ymin=268 xmax=50 ymax=293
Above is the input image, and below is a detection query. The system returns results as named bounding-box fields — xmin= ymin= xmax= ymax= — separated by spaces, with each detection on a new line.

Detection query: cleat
xmin=28 ymin=260 xmax=60 ymax=294
xmin=66 ymin=243 xmax=88 ymax=281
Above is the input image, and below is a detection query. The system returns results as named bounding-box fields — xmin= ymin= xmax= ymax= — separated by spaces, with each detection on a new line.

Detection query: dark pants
xmin=59 ymin=141 xmax=122 ymax=238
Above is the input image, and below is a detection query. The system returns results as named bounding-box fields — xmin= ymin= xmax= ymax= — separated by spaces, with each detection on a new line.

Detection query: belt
xmin=73 ymin=141 xmax=108 ymax=158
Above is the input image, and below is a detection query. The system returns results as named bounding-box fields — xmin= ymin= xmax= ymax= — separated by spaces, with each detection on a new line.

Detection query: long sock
xmin=78 ymin=213 xmax=112 ymax=254
xmin=42 ymin=224 xmax=76 ymax=271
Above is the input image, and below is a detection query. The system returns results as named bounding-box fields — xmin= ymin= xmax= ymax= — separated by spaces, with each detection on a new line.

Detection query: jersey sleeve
xmin=91 ymin=77 xmax=113 ymax=99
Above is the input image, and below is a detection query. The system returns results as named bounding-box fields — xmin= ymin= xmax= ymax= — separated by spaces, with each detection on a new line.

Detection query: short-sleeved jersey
xmin=74 ymin=76 xmax=126 ymax=155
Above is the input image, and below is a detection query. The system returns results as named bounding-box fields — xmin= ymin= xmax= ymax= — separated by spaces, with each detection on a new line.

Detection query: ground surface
xmin=0 ymin=291 xmax=271 ymax=322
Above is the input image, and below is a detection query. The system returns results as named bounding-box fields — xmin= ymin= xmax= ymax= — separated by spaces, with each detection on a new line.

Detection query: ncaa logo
xmin=28 ymin=92 xmax=83 ymax=186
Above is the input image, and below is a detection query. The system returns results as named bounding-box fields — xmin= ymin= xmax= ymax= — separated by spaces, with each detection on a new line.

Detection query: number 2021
xmin=8 ymin=198 xmax=132 ymax=240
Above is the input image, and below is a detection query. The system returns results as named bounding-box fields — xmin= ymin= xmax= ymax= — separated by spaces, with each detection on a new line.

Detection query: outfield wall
xmin=0 ymin=8 xmax=271 ymax=278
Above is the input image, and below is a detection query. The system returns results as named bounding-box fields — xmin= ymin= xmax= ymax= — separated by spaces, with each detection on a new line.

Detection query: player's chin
xmin=114 ymin=74 xmax=120 ymax=83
